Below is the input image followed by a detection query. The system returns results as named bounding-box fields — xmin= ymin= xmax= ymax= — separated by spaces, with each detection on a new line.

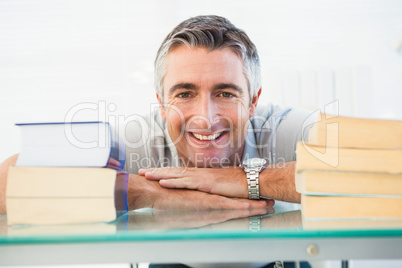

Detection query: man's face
xmin=157 ymin=46 xmax=260 ymax=167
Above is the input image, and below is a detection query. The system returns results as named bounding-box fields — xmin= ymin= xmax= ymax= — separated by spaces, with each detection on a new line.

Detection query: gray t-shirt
xmin=123 ymin=103 xmax=312 ymax=211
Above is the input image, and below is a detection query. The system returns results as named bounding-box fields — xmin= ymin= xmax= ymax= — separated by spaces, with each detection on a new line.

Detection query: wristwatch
xmin=249 ymin=216 xmax=262 ymax=232
xmin=241 ymin=158 xmax=267 ymax=199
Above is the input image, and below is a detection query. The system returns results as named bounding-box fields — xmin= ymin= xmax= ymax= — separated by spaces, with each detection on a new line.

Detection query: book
xmin=307 ymin=113 xmax=402 ymax=149
xmin=16 ymin=122 xmax=125 ymax=170
xmin=295 ymin=142 xmax=402 ymax=174
xmin=297 ymin=114 xmax=402 ymax=221
xmin=6 ymin=166 xmax=128 ymax=225
xmin=301 ymin=195 xmax=402 ymax=219
xmin=296 ymin=170 xmax=402 ymax=196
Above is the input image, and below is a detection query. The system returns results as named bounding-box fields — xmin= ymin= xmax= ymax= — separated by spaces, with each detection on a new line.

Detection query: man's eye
xmin=221 ymin=92 xmax=234 ymax=98
xmin=178 ymin=92 xmax=191 ymax=98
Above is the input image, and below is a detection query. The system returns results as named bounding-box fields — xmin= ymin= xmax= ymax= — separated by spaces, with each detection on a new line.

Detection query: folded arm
xmin=127 ymin=173 xmax=274 ymax=210
xmin=141 ymin=161 xmax=300 ymax=204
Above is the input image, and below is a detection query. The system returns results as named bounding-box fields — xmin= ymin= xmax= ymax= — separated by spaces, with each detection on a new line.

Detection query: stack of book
xmin=296 ymin=114 xmax=402 ymax=221
xmin=6 ymin=122 xmax=128 ymax=225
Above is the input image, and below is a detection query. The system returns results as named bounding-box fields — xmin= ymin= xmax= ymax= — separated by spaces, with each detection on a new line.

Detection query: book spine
xmin=107 ymin=123 xmax=125 ymax=170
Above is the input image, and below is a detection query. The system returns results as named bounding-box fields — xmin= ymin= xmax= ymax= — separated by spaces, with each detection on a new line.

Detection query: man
xmin=0 ymin=15 xmax=311 ymax=214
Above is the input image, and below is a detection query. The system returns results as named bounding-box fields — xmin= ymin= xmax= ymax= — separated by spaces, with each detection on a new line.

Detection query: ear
xmin=249 ymin=88 xmax=262 ymax=118
xmin=156 ymin=93 xmax=167 ymax=120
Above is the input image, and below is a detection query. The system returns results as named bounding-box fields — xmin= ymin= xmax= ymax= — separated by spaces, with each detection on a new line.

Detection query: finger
xmin=144 ymin=171 xmax=177 ymax=180
xmin=153 ymin=193 xmax=252 ymax=210
xmin=138 ymin=168 xmax=146 ymax=175
xmin=240 ymin=198 xmax=275 ymax=208
xmin=141 ymin=167 xmax=190 ymax=180
xmin=231 ymin=198 xmax=274 ymax=209
xmin=205 ymin=196 xmax=250 ymax=210
xmin=138 ymin=168 xmax=166 ymax=176
xmin=247 ymin=199 xmax=274 ymax=209
xmin=159 ymin=178 xmax=199 ymax=190
xmin=216 ymin=197 xmax=270 ymax=210
xmin=263 ymin=199 xmax=275 ymax=207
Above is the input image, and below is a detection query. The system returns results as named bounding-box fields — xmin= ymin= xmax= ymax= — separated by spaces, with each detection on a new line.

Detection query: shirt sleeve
xmin=275 ymin=107 xmax=315 ymax=162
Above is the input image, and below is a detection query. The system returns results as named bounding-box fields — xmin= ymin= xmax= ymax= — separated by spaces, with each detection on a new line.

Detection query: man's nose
xmin=193 ymin=95 xmax=217 ymax=128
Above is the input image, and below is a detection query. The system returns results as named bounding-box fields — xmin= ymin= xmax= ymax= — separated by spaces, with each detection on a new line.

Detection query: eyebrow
xmin=168 ymin=82 xmax=244 ymax=96
xmin=168 ymin=83 xmax=197 ymax=97
xmin=213 ymin=83 xmax=244 ymax=94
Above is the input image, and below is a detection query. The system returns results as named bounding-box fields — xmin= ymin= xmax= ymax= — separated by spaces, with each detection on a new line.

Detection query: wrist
xmin=128 ymin=174 xmax=159 ymax=210
xmin=258 ymin=161 xmax=300 ymax=203
xmin=235 ymin=167 xmax=249 ymax=199
xmin=241 ymin=158 xmax=267 ymax=199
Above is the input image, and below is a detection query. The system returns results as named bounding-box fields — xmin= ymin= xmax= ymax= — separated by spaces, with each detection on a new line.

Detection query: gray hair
xmin=154 ymin=15 xmax=261 ymax=103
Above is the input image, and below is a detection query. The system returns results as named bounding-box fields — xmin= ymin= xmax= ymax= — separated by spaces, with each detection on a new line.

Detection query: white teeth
xmin=192 ymin=132 xmax=223 ymax=141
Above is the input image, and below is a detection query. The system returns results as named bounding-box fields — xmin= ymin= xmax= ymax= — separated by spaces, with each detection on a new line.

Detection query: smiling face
xmin=157 ymin=46 xmax=260 ymax=167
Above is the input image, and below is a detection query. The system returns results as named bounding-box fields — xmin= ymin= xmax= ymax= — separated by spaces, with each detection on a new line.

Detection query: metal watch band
xmin=246 ymin=168 xmax=260 ymax=199
xmin=249 ymin=216 xmax=261 ymax=232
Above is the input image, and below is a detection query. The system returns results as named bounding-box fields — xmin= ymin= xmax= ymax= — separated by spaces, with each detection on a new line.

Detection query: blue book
xmin=16 ymin=122 xmax=125 ymax=170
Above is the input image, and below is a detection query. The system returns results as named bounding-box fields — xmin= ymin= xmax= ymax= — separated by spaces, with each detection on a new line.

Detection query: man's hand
xmin=128 ymin=173 xmax=274 ymax=210
xmin=139 ymin=167 xmax=248 ymax=199
xmin=0 ymin=154 xmax=18 ymax=214
xmin=140 ymin=161 xmax=301 ymax=204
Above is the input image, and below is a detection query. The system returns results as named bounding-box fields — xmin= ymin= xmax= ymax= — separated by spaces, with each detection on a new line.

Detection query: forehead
xmin=166 ymin=45 xmax=243 ymax=67
xmin=163 ymin=46 xmax=247 ymax=92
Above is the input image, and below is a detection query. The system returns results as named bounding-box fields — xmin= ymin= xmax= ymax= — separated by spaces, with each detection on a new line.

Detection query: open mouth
xmin=190 ymin=131 xmax=224 ymax=141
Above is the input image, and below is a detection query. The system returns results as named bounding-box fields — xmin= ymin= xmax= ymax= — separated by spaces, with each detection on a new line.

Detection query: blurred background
xmin=1 ymin=0 xmax=402 ymax=162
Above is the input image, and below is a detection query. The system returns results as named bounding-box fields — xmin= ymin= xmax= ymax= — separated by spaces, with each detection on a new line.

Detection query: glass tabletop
xmin=1 ymin=208 xmax=402 ymax=245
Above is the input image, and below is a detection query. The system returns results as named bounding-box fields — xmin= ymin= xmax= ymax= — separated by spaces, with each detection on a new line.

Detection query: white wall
xmin=1 ymin=0 xmax=402 ymax=162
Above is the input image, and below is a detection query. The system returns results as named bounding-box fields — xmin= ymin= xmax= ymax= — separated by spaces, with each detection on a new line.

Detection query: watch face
xmin=243 ymin=158 xmax=266 ymax=168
